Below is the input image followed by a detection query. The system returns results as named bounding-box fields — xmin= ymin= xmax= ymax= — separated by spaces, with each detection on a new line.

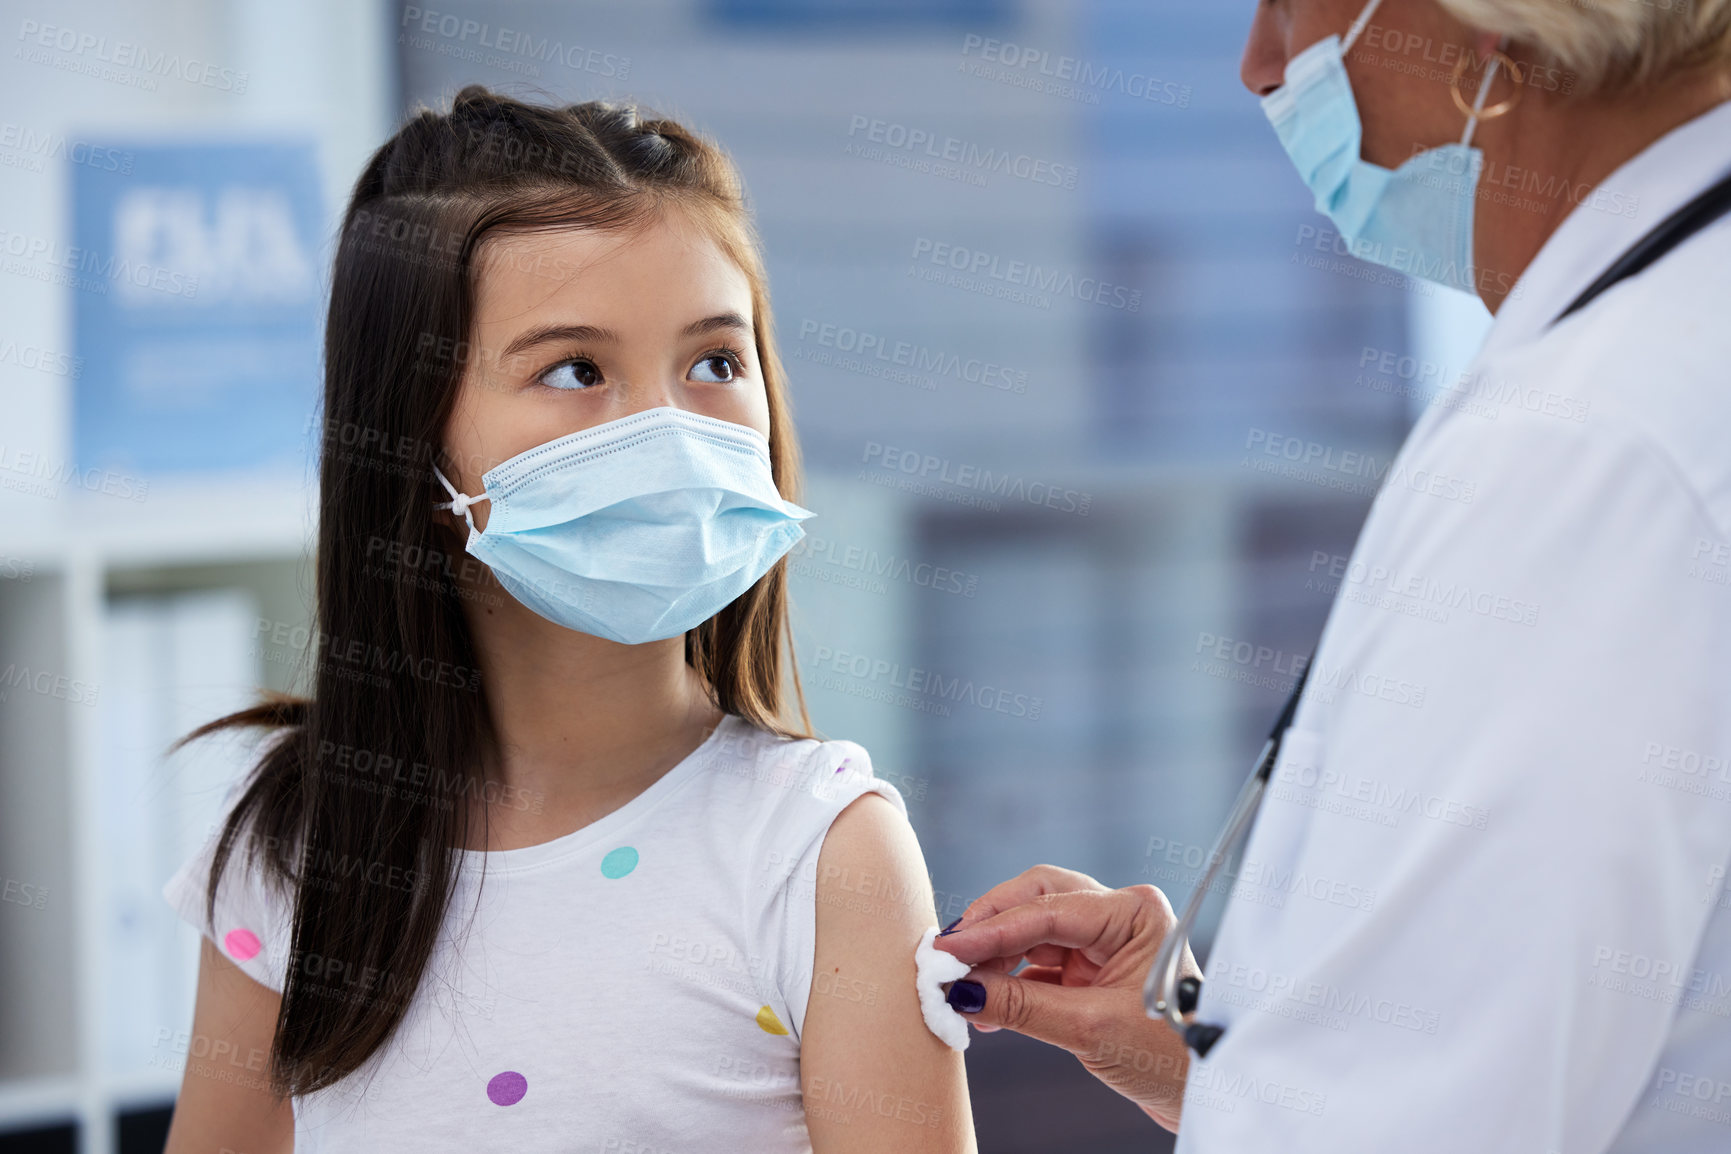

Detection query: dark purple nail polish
xmin=937 ymin=916 xmax=964 ymax=936
xmin=947 ymin=979 xmax=986 ymax=1015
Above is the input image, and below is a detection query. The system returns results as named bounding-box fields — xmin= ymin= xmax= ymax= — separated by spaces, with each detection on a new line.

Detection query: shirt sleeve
xmin=744 ymin=737 xmax=910 ymax=1045
xmin=161 ymin=741 xmax=298 ymax=994
xmin=1179 ymin=396 xmax=1731 ymax=1152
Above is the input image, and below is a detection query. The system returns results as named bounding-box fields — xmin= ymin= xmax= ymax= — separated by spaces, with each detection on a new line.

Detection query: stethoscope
xmin=1143 ymin=161 xmax=1731 ymax=1059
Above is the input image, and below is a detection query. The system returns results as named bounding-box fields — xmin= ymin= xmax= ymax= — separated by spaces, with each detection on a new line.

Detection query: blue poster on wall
xmin=71 ymin=140 xmax=323 ymax=475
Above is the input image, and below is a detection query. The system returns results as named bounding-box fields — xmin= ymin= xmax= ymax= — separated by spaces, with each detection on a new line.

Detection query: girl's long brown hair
xmin=184 ymin=85 xmax=813 ymax=1098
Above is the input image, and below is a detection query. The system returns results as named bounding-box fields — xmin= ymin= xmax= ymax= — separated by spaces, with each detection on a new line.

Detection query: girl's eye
xmin=539 ymin=359 xmax=602 ymax=390
xmin=689 ymin=353 xmax=740 ymax=384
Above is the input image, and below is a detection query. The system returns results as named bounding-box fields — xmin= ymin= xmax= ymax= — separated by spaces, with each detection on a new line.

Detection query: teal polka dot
xmin=600 ymin=846 xmax=639 ymax=878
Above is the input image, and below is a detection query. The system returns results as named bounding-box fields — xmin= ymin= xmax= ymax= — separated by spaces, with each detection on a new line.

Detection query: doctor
xmin=936 ymin=0 xmax=1731 ymax=1148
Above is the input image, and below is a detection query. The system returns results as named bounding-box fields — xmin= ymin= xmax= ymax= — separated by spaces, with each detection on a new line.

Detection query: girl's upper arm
xmin=164 ymin=935 xmax=295 ymax=1154
xmin=800 ymin=792 xmax=977 ymax=1153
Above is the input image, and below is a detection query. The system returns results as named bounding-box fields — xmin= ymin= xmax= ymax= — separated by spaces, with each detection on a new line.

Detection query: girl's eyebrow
xmin=502 ymin=323 xmax=617 ymax=359
xmin=681 ymin=311 xmax=751 ymax=338
xmin=499 ymin=313 xmax=749 ymax=361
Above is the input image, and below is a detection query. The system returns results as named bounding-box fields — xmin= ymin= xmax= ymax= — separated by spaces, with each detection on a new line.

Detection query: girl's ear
xmin=434 ymin=504 xmax=468 ymax=537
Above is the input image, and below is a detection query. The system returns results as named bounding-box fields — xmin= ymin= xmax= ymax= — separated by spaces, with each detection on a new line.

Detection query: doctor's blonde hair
xmin=1437 ymin=0 xmax=1731 ymax=93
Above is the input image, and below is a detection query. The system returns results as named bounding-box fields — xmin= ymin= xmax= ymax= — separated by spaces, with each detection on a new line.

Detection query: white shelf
xmin=0 ymin=0 xmax=391 ymax=1145
xmin=0 ymin=1074 xmax=81 ymax=1131
xmin=103 ymin=1068 xmax=185 ymax=1112
xmin=0 ymin=1069 xmax=182 ymax=1131
xmin=0 ymin=485 xmax=318 ymax=1153
xmin=0 ymin=472 xmax=317 ymax=572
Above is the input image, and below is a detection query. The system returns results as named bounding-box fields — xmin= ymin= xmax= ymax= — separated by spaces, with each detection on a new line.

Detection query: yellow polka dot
xmin=755 ymin=1005 xmax=789 ymax=1035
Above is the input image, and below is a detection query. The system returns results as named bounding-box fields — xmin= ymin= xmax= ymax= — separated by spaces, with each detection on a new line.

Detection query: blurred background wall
xmin=0 ymin=0 xmax=1491 ymax=1150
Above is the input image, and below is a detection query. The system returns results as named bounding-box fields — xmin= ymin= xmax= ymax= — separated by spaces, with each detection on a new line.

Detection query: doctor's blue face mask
xmin=1261 ymin=0 xmax=1511 ymax=293
xmin=434 ymin=406 xmax=815 ymax=645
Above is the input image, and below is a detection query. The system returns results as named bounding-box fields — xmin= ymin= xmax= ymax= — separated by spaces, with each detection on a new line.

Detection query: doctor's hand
xmin=932 ymin=865 xmax=1197 ymax=1133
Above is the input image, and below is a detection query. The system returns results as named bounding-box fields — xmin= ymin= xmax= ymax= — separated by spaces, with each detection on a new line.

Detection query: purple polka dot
xmin=487 ymin=1070 xmax=527 ymax=1106
xmin=835 ymin=758 xmax=852 ymax=775
xmin=224 ymin=928 xmax=261 ymax=962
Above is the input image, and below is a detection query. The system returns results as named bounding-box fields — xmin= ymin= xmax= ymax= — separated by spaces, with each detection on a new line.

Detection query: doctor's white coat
xmin=1179 ymin=101 xmax=1731 ymax=1153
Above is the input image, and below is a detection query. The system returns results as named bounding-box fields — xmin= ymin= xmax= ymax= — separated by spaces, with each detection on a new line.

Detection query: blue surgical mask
xmin=1262 ymin=0 xmax=1504 ymax=293
xmin=434 ymin=407 xmax=815 ymax=645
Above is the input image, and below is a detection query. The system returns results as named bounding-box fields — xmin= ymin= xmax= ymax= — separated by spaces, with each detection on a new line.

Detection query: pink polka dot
xmin=224 ymin=928 xmax=262 ymax=962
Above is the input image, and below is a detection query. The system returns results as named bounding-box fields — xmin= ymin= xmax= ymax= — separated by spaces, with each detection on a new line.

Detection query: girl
xmin=161 ymin=86 xmax=975 ymax=1153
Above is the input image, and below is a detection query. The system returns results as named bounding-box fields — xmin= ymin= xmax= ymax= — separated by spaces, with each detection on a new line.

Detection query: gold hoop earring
xmin=1451 ymin=49 xmax=1524 ymax=121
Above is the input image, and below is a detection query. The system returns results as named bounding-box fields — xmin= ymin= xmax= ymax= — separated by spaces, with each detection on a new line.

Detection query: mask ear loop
xmin=433 ymin=465 xmax=490 ymax=535
xmin=1342 ymin=0 xmax=1387 ymax=55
